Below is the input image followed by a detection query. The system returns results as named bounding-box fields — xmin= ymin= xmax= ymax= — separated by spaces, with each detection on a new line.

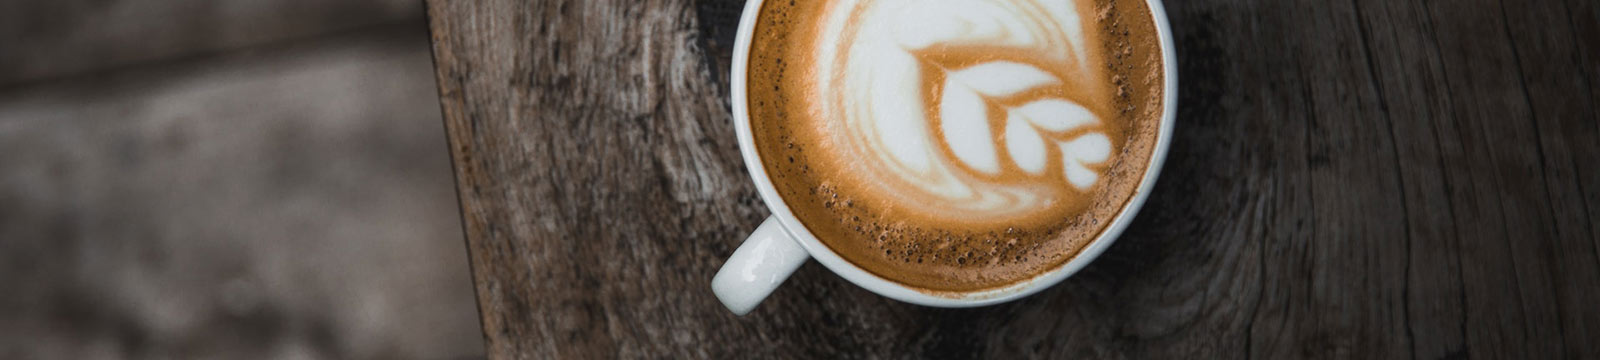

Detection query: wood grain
xmin=424 ymin=0 xmax=1600 ymax=357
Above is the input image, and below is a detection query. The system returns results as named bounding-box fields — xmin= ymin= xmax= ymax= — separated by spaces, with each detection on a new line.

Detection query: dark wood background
xmin=423 ymin=0 xmax=1600 ymax=358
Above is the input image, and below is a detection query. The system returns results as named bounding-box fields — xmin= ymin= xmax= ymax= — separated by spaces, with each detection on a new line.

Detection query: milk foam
xmin=815 ymin=0 xmax=1112 ymax=223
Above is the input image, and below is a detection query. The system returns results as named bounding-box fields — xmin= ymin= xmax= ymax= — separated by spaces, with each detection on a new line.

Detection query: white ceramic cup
xmin=712 ymin=0 xmax=1178 ymax=316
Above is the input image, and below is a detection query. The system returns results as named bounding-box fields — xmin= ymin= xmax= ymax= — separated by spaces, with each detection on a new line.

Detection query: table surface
xmin=423 ymin=0 xmax=1600 ymax=357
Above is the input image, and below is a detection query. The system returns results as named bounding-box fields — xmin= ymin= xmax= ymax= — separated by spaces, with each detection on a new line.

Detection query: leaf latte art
xmin=816 ymin=0 xmax=1117 ymax=224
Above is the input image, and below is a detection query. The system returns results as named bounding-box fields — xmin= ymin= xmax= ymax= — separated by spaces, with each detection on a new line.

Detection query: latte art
xmin=816 ymin=0 xmax=1116 ymax=223
xmin=747 ymin=0 xmax=1163 ymax=291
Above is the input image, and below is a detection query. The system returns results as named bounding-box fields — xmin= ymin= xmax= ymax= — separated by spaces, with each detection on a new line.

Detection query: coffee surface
xmin=748 ymin=0 xmax=1164 ymax=291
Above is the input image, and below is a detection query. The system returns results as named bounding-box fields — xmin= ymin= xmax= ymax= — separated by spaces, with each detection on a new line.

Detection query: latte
xmin=747 ymin=0 xmax=1165 ymax=291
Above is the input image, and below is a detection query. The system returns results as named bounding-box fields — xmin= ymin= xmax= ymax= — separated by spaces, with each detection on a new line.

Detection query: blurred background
xmin=0 ymin=0 xmax=484 ymax=358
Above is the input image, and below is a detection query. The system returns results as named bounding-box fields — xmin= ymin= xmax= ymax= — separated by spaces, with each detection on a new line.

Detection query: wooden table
xmin=424 ymin=0 xmax=1600 ymax=357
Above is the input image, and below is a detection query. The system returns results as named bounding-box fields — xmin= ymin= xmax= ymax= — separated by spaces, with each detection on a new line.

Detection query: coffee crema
xmin=747 ymin=0 xmax=1164 ymax=291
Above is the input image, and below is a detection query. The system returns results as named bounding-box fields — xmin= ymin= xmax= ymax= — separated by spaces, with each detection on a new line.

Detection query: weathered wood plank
xmin=1348 ymin=1 xmax=1471 ymax=358
xmin=425 ymin=0 xmax=1600 ymax=357
xmin=1498 ymin=0 xmax=1600 ymax=357
xmin=428 ymin=0 xmax=773 ymax=357
xmin=1419 ymin=1 xmax=1590 ymax=358
xmin=1274 ymin=0 xmax=1411 ymax=356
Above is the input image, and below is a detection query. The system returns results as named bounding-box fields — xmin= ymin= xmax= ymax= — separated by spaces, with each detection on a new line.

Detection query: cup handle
xmin=712 ymin=216 xmax=811 ymax=315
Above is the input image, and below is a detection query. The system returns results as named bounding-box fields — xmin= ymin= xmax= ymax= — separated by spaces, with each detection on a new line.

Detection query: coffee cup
xmin=712 ymin=0 xmax=1178 ymax=315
